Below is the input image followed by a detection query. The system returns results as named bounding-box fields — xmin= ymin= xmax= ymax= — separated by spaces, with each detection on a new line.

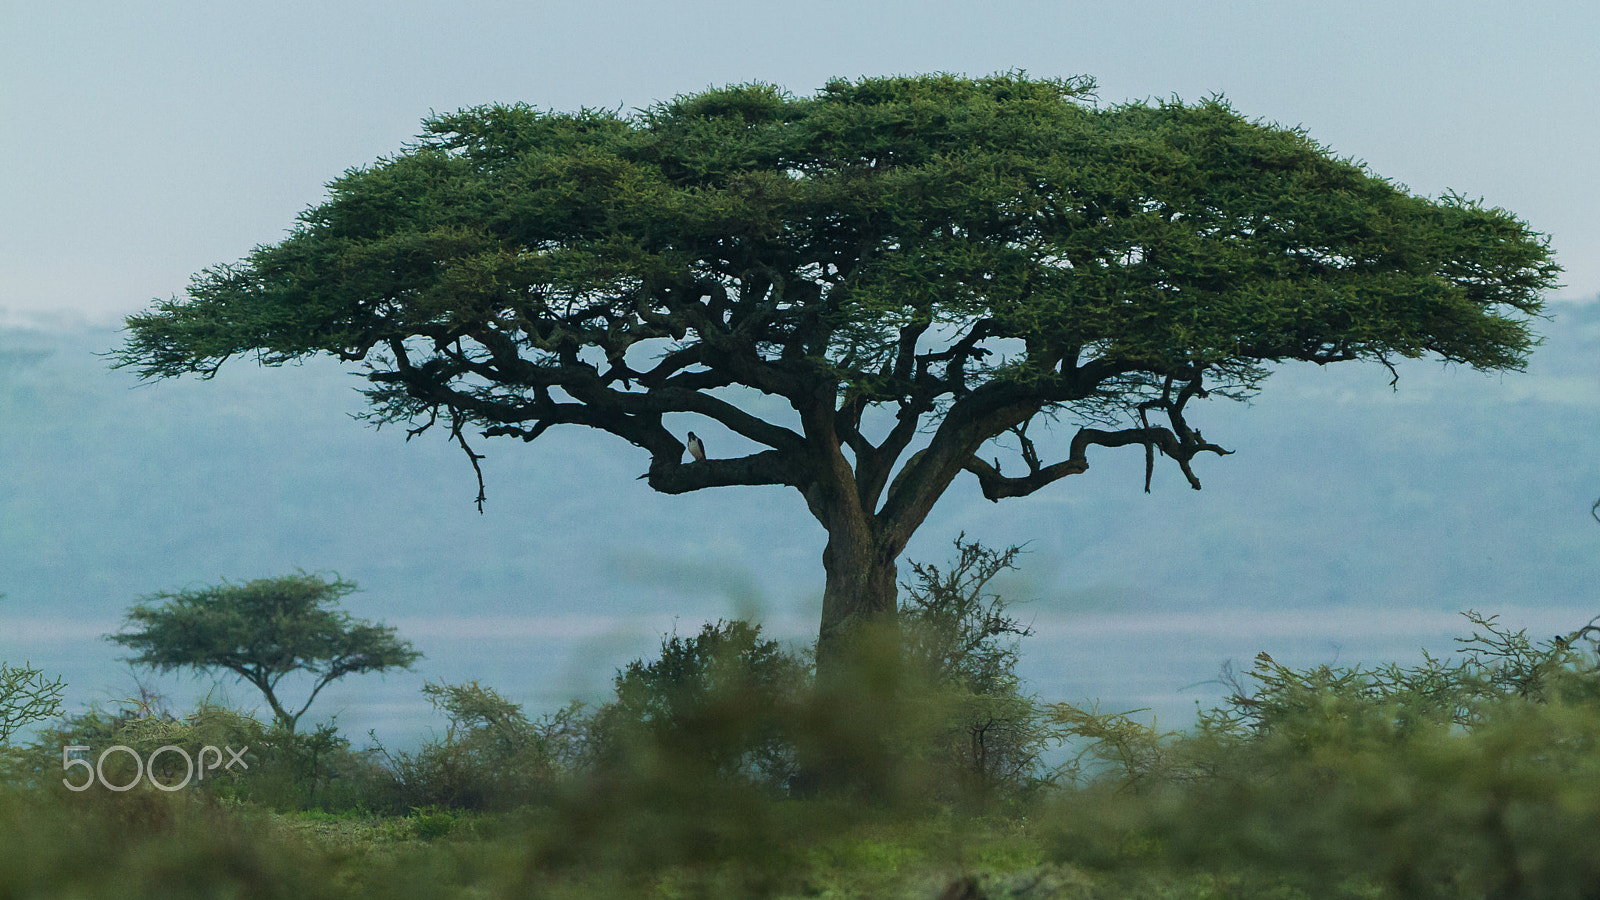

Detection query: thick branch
xmin=852 ymin=392 xmax=937 ymax=514
xmin=638 ymin=448 xmax=802 ymax=494
xmin=963 ymin=424 xmax=1232 ymax=501
xmin=916 ymin=317 xmax=996 ymax=396
xmin=877 ymin=377 xmax=1053 ymax=540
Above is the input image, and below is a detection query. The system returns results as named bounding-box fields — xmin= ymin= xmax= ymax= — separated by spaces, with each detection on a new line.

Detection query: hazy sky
xmin=4 ymin=1 xmax=1597 ymax=329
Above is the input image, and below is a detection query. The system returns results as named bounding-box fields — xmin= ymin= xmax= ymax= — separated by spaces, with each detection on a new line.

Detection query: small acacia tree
xmin=109 ymin=572 xmax=421 ymax=732
xmin=113 ymin=74 xmax=1559 ymax=683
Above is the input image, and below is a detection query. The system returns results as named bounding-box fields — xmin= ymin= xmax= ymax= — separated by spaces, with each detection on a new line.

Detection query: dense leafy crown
xmin=110 ymin=573 xmax=421 ymax=729
xmin=118 ymin=74 xmax=1557 ymax=521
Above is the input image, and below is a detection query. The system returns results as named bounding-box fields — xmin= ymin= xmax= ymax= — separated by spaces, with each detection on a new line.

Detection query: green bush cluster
xmin=1042 ymin=611 xmax=1600 ymax=899
xmin=0 ymin=659 xmax=66 ymax=778
xmin=0 ymin=660 xmax=65 ymax=746
xmin=374 ymin=681 xmax=587 ymax=812
xmin=11 ymin=693 xmax=388 ymax=811
xmin=898 ymin=537 xmax=1057 ymax=804
xmin=361 ymin=536 xmax=1056 ymax=817
xmin=19 ymin=545 xmax=1600 ymax=897
xmin=588 ymin=619 xmax=808 ymax=792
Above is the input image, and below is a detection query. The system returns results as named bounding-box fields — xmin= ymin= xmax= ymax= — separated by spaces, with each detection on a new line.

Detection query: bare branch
xmin=449 ymin=409 xmax=488 ymax=513
xmin=964 ymin=423 xmax=1232 ymax=502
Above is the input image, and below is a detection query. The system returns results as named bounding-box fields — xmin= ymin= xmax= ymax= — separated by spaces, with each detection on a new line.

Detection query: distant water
xmin=8 ymin=604 xmax=1594 ymax=752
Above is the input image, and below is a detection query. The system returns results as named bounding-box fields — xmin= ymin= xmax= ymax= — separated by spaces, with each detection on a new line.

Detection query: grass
xmin=0 ymin=786 xmax=1412 ymax=899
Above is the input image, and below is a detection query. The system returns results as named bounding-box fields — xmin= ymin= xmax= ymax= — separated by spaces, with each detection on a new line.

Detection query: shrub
xmin=16 ymin=688 xmax=387 ymax=812
xmin=1042 ymin=611 xmax=1600 ymax=898
xmin=0 ymin=786 xmax=349 ymax=900
xmin=899 ymin=536 xmax=1056 ymax=803
xmin=374 ymin=681 xmax=587 ymax=812
xmin=0 ymin=661 xmax=65 ymax=746
xmin=588 ymin=619 xmax=808 ymax=792
xmin=573 ymin=537 xmax=1055 ymax=805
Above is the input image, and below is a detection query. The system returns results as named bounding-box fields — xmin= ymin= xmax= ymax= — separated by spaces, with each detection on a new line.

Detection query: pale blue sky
xmin=3 ymin=0 xmax=1597 ymax=327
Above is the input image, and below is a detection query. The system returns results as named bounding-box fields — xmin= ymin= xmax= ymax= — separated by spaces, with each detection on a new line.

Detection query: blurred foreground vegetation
xmin=6 ymin=547 xmax=1600 ymax=897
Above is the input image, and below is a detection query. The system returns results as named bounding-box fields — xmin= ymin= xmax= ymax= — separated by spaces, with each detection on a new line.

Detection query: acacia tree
xmin=109 ymin=573 xmax=421 ymax=732
xmin=115 ymin=74 xmax=1558 ymax=677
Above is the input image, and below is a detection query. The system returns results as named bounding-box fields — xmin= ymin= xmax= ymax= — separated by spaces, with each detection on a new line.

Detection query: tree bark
xmin=815 ymin=524 xmax=901 ymax=681
xmin=791 ymin=490 xmax=910 ymax=796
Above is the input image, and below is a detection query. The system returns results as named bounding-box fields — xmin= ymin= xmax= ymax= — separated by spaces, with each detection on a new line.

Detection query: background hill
xmin=2 ymin=300 xmax=1596 ymax=747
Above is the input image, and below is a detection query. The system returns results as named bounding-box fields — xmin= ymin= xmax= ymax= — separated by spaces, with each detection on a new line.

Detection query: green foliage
xmin=9 ymin=685 xmax=250 ymax=792
xmin=1044 ymin=701 xmax=1188 ymax=792
xmin=901 ymin=537 xmax=1031 ymax=690
xmin=112 ymin=75 xmax=1560 ymax=714
xmin=0 ymin=660 xmax=64 ymax=745
xmin=117 ymin=74 xmax=1557 ymax=400
xmin=1217 ymin=610 xmax=1575 ymax=735
xmin=590 ymin=620 xmax=808 ymax=791
xmin=0 ymin=788 xmax=349 ymax=900
xmin=406 ymin=805 xmax=460 ymax=841
xmin=241 ymin=722 xmax=389 ymax=812
xmin=375 ymin=681 xmax=587 ymax=812
xmin=899 ymin=536 xmax=1056 ymax=803
xmin=20 ymin=604 xmax=1600 ymax=897
xmin=552 ymin=538 xmax=1055 ymax=805
xmin=9 ymin=684 xmax=390 ymax=813
xmin=108 ymin=571 xmax=422 ymax=731
xmin=1039 ymin=611 xmax=1600 ymax=899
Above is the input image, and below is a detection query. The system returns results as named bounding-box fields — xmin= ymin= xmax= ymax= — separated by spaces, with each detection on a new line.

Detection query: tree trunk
xmin=791 ymin=519 xmax=907 ymax=797
xmin=814 ymin=524 xmax=901 ymax=684
xmin=791 ymin=422 xmax=923 ymax=795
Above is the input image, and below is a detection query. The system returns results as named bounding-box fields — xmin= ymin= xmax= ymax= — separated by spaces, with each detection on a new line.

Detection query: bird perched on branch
xmin=686 ymin=432 xmax=706 ymax=462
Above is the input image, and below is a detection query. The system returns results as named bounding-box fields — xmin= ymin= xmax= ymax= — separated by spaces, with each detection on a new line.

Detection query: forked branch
xmin=964 ymin=420 xmax=1231 ymax=502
